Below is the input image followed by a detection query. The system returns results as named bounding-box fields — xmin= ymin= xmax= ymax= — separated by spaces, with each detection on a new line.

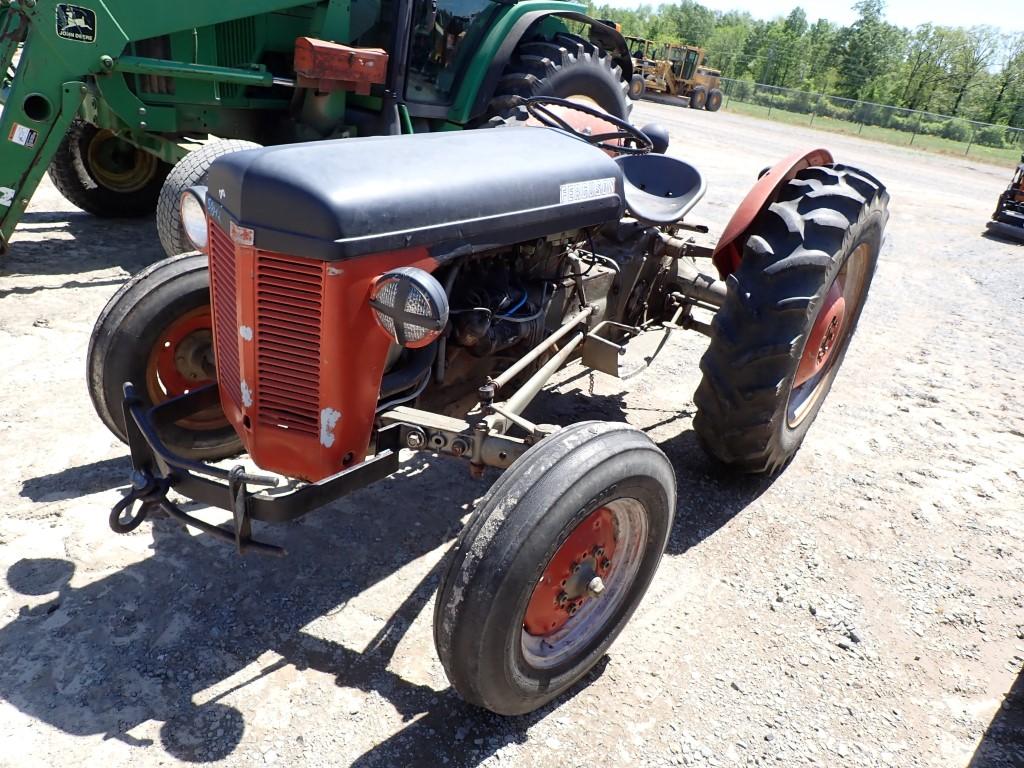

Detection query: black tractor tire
xmin=706 ymin=88 xmax=723 ymax=112
xmin=693 ymin=164 xmax=890 ymax=474
xmin=434 ymin=421 xmax=675 ymax=716
xmin=628 ymin=73 xmax=646 ymax=100
xmin=157 ymin=140 xmax=262 ymax=258
xmin=489 ymin=35 xmax=631 ymax=121
xmin=48 ymin=120 xmax=171 ymax=218
xmin=87 ymin=252 xmax=242 ymax=461
xmin=688 ymin=86 xmax=708 ymax=109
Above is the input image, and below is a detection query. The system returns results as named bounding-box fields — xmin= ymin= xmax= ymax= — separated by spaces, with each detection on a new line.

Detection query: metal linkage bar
xmin=491 ymin=306 xmax=594 ymax=392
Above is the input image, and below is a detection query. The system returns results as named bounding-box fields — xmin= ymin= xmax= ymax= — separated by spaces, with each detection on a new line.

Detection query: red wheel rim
xmin=145 ymin=307 xmax=228 ymax=431
xmin=524 ymin=507 xmax=619 ymax=637
xmin=520 ymin=499 xmax=649 ymax=670
xmin=787 ymin=242 xmax=873 ymax=428
xmin=794 ymin=280 xmax=846 ymax=387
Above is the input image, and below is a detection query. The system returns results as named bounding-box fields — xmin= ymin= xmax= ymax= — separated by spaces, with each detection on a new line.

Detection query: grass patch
xmin=723 ymin=99 xmax=1023 ymax=166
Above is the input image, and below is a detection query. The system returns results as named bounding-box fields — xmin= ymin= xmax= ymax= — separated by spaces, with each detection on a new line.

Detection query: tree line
xmin=588 ymin=0 xmax=1024 ymax=128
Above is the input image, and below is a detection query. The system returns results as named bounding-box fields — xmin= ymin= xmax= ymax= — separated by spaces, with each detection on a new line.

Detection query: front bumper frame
xmin=116 ymin=382 xmax=401 ymax=556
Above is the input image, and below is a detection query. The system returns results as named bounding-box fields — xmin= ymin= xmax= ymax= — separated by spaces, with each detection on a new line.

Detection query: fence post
xmin=768 ymin=86 xmax=777 ymax=120
xmin=910 ymin=113 xmax=922 ymax=146
xmin=810 ymin=92 xmax=823 ymax=126
xmin=965 ymin=123 xmax=977 ymax=156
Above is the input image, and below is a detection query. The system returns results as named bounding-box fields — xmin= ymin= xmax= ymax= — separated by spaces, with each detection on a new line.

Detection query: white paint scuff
xmin=240 ymin=381 xmax=253 ymax=408
xmin=320 ymin=408 xmax=342 ymax=447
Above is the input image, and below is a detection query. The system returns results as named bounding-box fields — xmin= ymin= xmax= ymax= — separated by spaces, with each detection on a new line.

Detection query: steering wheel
xmin=524 ymin=96 xmax=654 ymax=155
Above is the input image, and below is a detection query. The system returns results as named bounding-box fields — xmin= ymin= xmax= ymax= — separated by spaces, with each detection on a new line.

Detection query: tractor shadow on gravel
xmin=1 ymin=211 xmax=162 ymax=291
xmin=1 ymin=385 xmax=772 ymax=767
xmin=970 ymin=665 xmax=1024 ymax=767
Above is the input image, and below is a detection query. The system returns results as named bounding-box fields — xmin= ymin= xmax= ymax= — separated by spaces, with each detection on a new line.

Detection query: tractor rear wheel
xmin=693 ymin=165 xmax=889 ymax=474
xmin=48 ymin=120 xmax=171 ymax=218
xmin=689 ymin=86 xmax=707 ymax=109
xmin=628 ymin=73 xmax=646 ymax=100
xmin=434 ymin=421 xmax=674 ymax=715
xmin=157 ymin=140 xmax=262 ymax=258
xmin=490 ymin=35 xmax=631 ymax=121
xmin=87 ymin=252 xmax=241 ymax=461
xmin=706 ymin=88 xmax=723 ymax=112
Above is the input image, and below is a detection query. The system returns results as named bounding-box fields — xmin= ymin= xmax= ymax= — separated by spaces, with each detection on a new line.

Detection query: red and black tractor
xmin=87 ymin=98 xmax=889 ymax=716
xmin=987 ymin=153 xmax=1024 ymax=241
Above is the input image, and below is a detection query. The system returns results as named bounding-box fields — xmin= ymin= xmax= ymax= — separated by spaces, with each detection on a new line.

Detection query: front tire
xmin=48 ymin=120 xmax=170 ymax=218
xmin=490 ymin=35 xmax=631 ymax=121
xmin=628 ymin=73 xmax=646 ymax=100
xmin=706 ymin=88 xmax=723 ymax=112
xmin=87 ymin=252 xmax=241 ymax=460
xmin=693 ymin=165 xmax=889 ymax=474
xmin=156 ymin=140 xmax=262 ymax=258
xmin=434 ymin=421 xmax=675 ymax=715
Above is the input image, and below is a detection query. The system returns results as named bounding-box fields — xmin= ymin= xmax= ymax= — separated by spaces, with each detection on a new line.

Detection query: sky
xmin=595 ymin=0 xmax=1023 ymax=31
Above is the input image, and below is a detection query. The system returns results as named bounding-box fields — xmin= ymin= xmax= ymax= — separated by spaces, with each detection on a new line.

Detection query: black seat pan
xmin=615 ymin=154 xmax=706 ymax=225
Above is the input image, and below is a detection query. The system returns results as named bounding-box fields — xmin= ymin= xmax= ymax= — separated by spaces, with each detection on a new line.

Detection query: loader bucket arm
xmin=0 ymin=0 xmax=314 ymax=254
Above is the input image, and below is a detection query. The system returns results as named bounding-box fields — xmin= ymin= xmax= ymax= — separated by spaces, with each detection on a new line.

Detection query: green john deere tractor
xmin=0 ymin=0 xmax=632 ymax=256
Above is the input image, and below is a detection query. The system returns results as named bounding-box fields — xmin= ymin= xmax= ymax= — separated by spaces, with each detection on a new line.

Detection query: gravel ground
xmin=0 ymin=102 xmax=1022 ymax=768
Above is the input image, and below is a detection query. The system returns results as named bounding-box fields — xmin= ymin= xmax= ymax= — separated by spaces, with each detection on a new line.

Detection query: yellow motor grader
xmin=626 ymin=39 xmax=723 ymax=112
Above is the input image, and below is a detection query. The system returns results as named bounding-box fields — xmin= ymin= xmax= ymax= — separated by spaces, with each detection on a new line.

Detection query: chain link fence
xmin=719 ymin=78 xmax=1024 ymax=164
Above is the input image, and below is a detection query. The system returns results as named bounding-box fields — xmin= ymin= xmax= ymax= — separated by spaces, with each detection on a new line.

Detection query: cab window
xmin=406 ymin=0 xmax=497 ymax=105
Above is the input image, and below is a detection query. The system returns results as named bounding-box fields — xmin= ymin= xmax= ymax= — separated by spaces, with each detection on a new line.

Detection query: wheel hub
xmin=524 ymin=507 xmax=617 ymax=636
xmin=145 ymin=307 xmax=227 ymax=431
xmin=794 ymin=280 xmax=846 ymax=387
xmin=87 ymin=130 xmax=159 ymax=193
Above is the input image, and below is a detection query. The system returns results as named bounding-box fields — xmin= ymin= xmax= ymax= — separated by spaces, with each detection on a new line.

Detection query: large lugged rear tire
xmin=490 ymin=35 xmax=631 ymax=121
xmin=48 ymin=120 xmax=170 ymax=218
xmin=156 ymin=140 xmax=262 ymax=258
xmin=87 ymin=252 xmax=241 ymax=461
xmin=434 ymin=421 xmax=675 ymax=715
xmin=693 ymin=165 xmax=889 ymax=474
xmin=688 ymin=86 xmax=707 ymax=109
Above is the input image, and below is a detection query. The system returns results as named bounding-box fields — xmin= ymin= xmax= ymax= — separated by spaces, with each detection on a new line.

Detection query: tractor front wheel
xmin=157 ymin=140 xmax=262 ymax=258
xmin=628 ymin=73 xmax=646 ymax=100
xmin=434 ymin=421 xmax=675 ymax=715
xmin=693 ymin=164 xmax=889 ymax=474
xmin=490 ymin=35 xmax=631 ymax=121
xmin=48 ymin=120 xmax=171 ymax=218
xmin=706 ymin=88 xmax=723 ymax=112
xmin=87 ymin=252 xmax=241 ymax=461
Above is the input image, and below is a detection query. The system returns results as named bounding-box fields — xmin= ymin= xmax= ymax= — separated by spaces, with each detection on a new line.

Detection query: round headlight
xmin=180 ymin=191 xmax=209 ymax=251
xmin=369 ymin=267 xmax=449 ymax=349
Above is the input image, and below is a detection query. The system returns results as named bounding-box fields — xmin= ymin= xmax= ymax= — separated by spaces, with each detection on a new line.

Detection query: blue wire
xmin=496 ymin=290 xmax=528 ymax=319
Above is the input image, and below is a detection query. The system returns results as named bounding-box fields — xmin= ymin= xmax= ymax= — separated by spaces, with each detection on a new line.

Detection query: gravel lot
xmin=0 ymin=101 xmax=1022 ymax=768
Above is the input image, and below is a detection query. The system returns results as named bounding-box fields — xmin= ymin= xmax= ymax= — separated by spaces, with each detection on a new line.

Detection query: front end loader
xmin=986 ymin=154 xmax=1024 ymax=241
xmin=0 ymin=0 xmax=633 ymax=256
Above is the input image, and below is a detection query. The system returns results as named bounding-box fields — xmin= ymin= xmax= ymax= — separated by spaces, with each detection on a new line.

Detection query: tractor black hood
xmin=205 ymin=127 xmax=626 ymax=261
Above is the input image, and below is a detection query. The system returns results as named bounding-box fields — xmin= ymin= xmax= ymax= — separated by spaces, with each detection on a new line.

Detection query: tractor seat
xmin=615 ymin=154 xmax=706 ymax=225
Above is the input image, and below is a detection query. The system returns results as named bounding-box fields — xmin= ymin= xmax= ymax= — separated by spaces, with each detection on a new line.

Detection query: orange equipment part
xmin=293 ymin=37 xmax=388 ymax=95
xmin=208 ymin=226 xmax=437 ymax=482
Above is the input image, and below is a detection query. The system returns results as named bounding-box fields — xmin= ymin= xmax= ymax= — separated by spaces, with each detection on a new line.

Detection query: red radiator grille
xmin=255 ymin=253 xmax=324 ymax=436
xmin=209 ymin=224 xmax=242 ymax=412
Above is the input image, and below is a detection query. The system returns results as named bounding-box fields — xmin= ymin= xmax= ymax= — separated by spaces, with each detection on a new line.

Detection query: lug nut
xmin=601 ymin=558 xmax=612 ymax=571
xmin=594 ymin=546 xmax=605 ymax=557
xmin=555 ymin=591 xmax=569 ymax=607
xmin=587 ymin=576 xmax=606 ymax=597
